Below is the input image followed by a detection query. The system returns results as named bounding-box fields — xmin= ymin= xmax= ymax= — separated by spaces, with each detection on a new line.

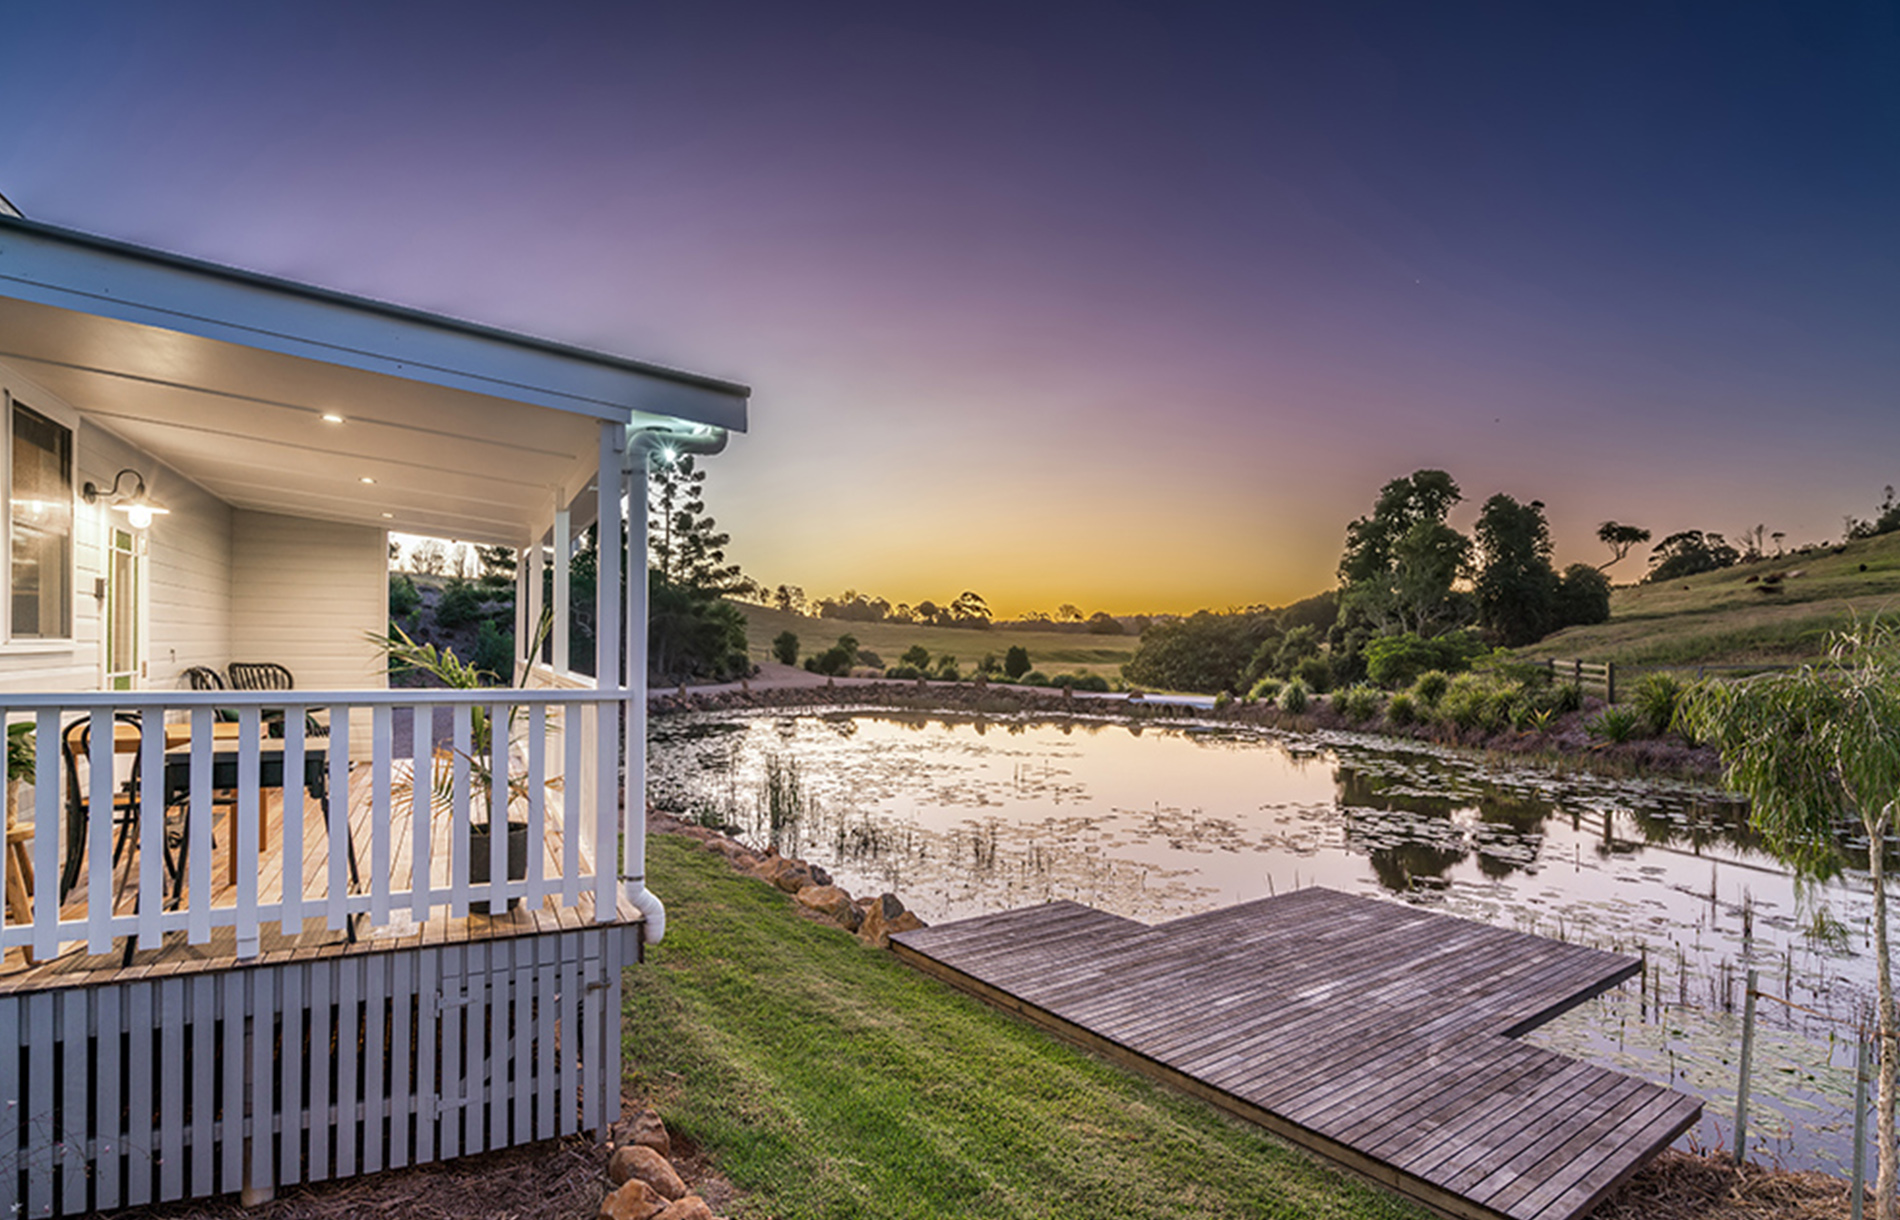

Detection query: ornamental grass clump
xmin=1585 ymin=705 xmax=1642 ymax=744
xmin=1278 ymin=678 xmax=1310 ymax=714
xmin=1385 ymin=691 xmax=1418 ymax=727
xmin=1631 ymin=672 xmax=1686 ymax=737
xmin=1411 ymin=669 xmax=1451 ymax=707
xmin=1335 ymin=683 xmax=1384 ymax=723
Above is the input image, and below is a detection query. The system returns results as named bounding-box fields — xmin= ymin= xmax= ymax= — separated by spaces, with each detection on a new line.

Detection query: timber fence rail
xmin=1539 ymin=659 xmax=1618 ymax=702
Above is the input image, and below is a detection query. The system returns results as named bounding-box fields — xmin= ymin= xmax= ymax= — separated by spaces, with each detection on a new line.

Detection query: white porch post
xmin=594 ymin=424 xmax=624 ymax=918
xmin=513 ymin=545 xmax=529 ymax=670
xmin=552 ymin=503 xmax=572 ymax=672
xmin=524 ymin=537 xmax=546 ymax=672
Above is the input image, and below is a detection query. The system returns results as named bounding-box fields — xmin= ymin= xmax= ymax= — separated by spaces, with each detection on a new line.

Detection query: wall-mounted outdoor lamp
xmin=82 ymin=468 xmax=170 ymax=528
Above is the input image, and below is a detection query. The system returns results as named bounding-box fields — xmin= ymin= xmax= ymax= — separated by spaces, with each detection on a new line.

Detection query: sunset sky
xmin=4 ymin=2 xmax=1895 ymax=617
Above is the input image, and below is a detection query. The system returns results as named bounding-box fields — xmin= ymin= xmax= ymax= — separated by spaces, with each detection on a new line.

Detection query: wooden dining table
xmin=108 ymin=719 xmax=330 ymax=887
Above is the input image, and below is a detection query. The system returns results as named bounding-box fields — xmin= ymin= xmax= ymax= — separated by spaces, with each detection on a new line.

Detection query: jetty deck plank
xmin=893 ymin=889 xmax=1697 ymax=1220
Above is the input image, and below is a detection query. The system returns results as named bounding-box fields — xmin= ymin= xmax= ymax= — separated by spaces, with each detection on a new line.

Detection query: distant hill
xmin=1516 ymin=530 xmax=1900 ymax=669
xmin=735 ymin=603 xmax=1139 ymax=681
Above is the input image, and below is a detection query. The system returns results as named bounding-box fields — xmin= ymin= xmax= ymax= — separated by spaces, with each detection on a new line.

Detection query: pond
xmin=648 ymin=707 xmax=1880 ymax=1176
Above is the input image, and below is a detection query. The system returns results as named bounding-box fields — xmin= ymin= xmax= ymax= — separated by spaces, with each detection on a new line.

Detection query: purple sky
xmin=4 ymin=2 xmax=1896 ymax=615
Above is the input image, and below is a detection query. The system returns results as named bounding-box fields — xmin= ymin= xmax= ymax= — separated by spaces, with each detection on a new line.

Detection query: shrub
xmin=804 ymin=639 xmax=857 ymax=676
xmin=1279 ymin=679 xmax=1309 ymax=714
xmin=1364 ymin=631 xmax=1485 ymax=688
xmin=1022 ymin=670 xmax=1050 ymax=686
xmin=1548 ymin=682 xmax=1584 ymax=714
xmin=771 ymin=630 xmax=799 ymax=665
xmin=1295 ymin=654 xmax=1334 ymax=694
xmin=977 ymin=653 xmax=1001 ymax=676
xmin=389 ymin=573 xmax=421 ymax=618
xmin=1411 ymin=670 xmax=1451 ymax=706
xmin=934 ymin=655 xmax=961 ymax=682
xmin=1631 ymin=673 xmax=1684 ymax=737
xmin=1385 ymin=691 xmax=1418 ymax=726
xmin=884 ymin=665 xmax=924 ymax=680
xmin=1438 ymin=673 xmax=1501 ymax=730
xmin=436 ymin=578 xmax=488 ymax=629
xmin=471 ymin=619 xmax=513 ymax=678
xmin=1247 ymin=676 xmax=1283 ymax=703
xmin=900 ymin=644 xmax=932 ymax=670
xmin=1003 ymin=645 xmax=1032 ymax=679
xmin=1214 ymin=691 xmax=1233 ymax=711
xmin=1048 ymin=673 xmax=1111 ymax=692
xmin=1586 ymin=706 xmax=1642 ymax=743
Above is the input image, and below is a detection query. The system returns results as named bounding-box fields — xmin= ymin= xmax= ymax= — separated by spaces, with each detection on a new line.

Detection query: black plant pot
xmin=469 ymin=819 xmax=530 ymax=914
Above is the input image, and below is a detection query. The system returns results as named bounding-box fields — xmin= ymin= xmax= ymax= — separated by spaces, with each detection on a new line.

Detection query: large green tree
xmin=641 ymin=452 xmax=752 ymax=681
xmin=1338 ymin=470 xmax=1471 ymax=636
xmin=1681 ymin=621 xmax=1900 ymax=1217
xmin=1644 ymin=529 xmax=1740 ymax=583
xmin=1122 ymin=610 xmax=1278 ymax=694
xmin=1595 ymin=521 xmax=1651 ymax=572
xmin=1472 ymin=494 xmax=1559 ymax=647
xmin=650 ymin=453 xmax=748 ymax=595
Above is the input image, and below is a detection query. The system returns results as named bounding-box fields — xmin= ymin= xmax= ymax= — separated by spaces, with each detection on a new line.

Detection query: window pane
xmin=11 ymin=404 xmax=73 ymax=638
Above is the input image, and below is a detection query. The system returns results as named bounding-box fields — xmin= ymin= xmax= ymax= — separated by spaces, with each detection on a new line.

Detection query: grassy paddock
xmin=738 ymin=603 xmax=1139 ymax=680
xmin=623 ymin=835 xmax=1426 ymax=1220
xmin=1516 ymin=529 xmax=1900 ymax=668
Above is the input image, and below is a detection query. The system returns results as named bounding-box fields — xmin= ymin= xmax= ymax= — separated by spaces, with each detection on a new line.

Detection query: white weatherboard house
xmin=0 ymin=210 xmax=749 ymax=1216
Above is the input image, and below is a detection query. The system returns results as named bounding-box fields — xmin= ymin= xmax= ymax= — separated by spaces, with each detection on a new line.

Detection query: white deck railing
xmin=0 ymin=687 xmax=628 ymax=962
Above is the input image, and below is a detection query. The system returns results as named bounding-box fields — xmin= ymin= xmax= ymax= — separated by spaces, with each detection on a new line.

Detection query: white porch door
xmin=103 ymin=524 xmax=145 ymax=690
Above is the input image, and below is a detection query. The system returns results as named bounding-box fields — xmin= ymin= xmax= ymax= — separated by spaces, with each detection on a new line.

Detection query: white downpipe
xmin=621 ymin=423 xmax=728 ymax=944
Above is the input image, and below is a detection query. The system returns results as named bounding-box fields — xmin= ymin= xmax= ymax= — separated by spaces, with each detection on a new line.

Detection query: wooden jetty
xmin=892 ymin=888 xmax=1700 ymax=1220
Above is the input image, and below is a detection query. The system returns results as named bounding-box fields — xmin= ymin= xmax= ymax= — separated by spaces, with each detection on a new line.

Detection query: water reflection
xmin=648 ymin=708 xmax=1876 ymax=1175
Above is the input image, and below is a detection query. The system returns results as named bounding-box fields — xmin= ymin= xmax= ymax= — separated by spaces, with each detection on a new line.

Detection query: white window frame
xmin=1 ymin=385 xmax=80 ymax=650
xmin=102 ymin=522 xmax=147 ymax=690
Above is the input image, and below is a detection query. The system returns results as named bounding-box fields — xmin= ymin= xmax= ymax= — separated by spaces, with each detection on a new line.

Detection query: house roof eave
xmin=0 ymin=214 xmax=750 ymax=432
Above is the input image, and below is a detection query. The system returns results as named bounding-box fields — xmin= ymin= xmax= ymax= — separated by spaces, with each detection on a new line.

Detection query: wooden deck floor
xmin=0 ymin=762 xmax=635 ymax=993
xmin=891 ymin=889 xmax=1700 ymax=1220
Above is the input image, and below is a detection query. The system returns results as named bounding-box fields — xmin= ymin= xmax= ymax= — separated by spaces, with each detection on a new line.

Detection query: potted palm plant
xmin=6 ymin=721 xmax=32 ymax=827
xmin=377 ymin=621 xmax=539 ymax=914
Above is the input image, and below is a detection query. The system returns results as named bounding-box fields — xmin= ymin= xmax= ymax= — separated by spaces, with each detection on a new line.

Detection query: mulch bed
xmin=101 ymin=1091 xmax=743 ymax=1220
xmin=104 ymin=1136 xmax=608 ymax=1219
xmin=1594 ymin=1149 xmax=1862 ymax=1219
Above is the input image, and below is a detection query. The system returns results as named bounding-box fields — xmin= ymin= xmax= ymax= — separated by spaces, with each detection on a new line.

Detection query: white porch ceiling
xmin=0 ymin=217 xmax=750 ymax=548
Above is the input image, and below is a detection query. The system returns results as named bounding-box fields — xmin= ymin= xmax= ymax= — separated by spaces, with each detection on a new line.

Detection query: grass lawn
xmin=623 ymin=834 xmax=1428 ymax=1220
xmin=738 ymin=603 xmax=1139 ymax=681
xmin=1515 ymin=528 xmax=1900 ymax=669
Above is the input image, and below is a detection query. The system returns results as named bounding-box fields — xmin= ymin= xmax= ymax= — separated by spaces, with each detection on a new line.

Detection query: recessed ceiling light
xmin=380 ymin=512 xmax=393 ymax=519
xmin=321 ymin=413 xmax=345 ymax=424
xmin=359 ymin=476 xmax=376 ymax=484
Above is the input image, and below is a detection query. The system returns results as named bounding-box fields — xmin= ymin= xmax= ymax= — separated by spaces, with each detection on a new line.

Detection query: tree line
xmin=1122 ymin=470 xmax=1900 ymax=696
xmin=761 ymin=585 xmax=1142 ymax=635
xmin=1126 ymin=469 xmax=1608 ymax=695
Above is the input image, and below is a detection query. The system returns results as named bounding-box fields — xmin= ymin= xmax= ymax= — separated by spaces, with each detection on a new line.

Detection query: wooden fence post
xmin=1853 ymin=1030 xmax=1870 ymax=1220
xmin=1732 ymin=968 xmax=1757 ymax=1163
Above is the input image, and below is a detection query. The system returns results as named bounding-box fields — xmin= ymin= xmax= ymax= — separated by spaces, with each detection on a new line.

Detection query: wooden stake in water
xmin=1732 ymin=968 xmax=1757 ymax=1164
xmin=1853 ymin=1032 xmax=1870 ymax=1220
